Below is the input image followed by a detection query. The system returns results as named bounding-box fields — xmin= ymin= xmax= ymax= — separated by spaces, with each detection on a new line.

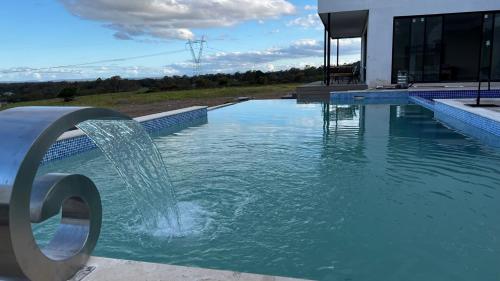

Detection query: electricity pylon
xmin=186 ymin=36 xmax=207 ymax=76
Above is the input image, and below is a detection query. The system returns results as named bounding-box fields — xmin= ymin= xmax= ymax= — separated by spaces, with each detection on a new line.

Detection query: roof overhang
xmin=320 ymin=10 xmax=369 ymax=39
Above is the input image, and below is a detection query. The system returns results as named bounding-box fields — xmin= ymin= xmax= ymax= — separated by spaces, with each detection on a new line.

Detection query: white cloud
xmin=335 ymin=38 xmax=362 ymax=47
xmin=59 ymin=0 xmax=296 ymax=40
xmin=304 ymin=5 xmax=317 ymax=11
xmin=0 ymin=38 xmax=362 ymax=81
xmin=33 ymin=73 xmax=42 ymax=81
xmin=0 ymin=65 xmax=180 ymax=82
xmin=287 ymin=14 xmax=321 ymax=29
xmin=173 ymin=38 xmax=361 ymax=74
xmin=172 ymin=38 xmax=325 ymax=73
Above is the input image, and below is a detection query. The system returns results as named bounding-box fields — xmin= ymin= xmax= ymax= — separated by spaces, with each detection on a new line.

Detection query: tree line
xmin=0 ymin=66 xmax=326 ymax=103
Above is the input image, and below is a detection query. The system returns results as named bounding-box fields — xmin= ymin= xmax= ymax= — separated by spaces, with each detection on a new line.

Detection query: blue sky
xmin=0 ymin=0 xmax=360 ymax=82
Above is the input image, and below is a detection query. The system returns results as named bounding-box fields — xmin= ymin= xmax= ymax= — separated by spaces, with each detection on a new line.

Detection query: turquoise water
xmin=36 ymin=100 xmax=500 ymax=281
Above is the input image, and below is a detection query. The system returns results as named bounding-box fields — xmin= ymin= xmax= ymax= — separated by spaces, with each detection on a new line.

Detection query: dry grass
xmin=1 ymin=84 xmax=299 ymax=116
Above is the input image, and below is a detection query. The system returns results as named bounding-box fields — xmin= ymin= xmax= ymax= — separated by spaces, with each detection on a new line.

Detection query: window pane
xmin=392 ymin=18 xmax=411 ymax=83
xmin=423 ymin=16 xmax=442 ymax=82
xmin=441 ymin=13 xmax=483 ymax=81
xmin=409 ymin=17 xmax=425 ymax=82
xmin=492 ymin=13 xmax=500 ymax=80
xmin=480 ymin=13 xmax=495 ymax=80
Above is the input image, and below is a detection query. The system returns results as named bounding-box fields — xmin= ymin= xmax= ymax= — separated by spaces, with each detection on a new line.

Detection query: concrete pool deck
xmin=435 ymin=99 xmax=500 ymax=121
xmin=70 ymin=257 xmax=312 ymax=281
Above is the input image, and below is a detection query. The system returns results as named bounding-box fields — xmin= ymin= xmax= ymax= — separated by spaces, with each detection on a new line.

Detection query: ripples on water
xmin=36 ymin=101 xmax=500 ymax=281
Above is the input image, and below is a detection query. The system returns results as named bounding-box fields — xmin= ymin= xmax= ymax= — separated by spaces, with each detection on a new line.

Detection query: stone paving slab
xmin=71 ymin=257 xmax=313 ymax=281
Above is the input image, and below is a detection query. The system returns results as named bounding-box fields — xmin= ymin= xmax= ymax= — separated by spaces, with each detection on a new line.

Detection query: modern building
xmin=319 ymin=0 xmax=500 ymax=87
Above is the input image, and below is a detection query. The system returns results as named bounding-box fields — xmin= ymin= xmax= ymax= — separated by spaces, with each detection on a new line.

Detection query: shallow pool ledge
xmin=70 ymin=257 xmax=312 ymax=281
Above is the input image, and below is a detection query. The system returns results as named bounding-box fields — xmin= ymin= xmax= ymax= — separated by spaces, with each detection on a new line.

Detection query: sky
xmin=0 ymin=0 xmax=361 ymax=82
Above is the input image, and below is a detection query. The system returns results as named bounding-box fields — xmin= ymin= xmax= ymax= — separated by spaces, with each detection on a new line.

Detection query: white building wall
xmin=319 ymin=0 xmax=500 ymax=87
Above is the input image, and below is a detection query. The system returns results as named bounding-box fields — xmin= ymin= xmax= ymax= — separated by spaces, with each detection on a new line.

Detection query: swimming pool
xmin=37 ymin=100 xmax=500 ymax=281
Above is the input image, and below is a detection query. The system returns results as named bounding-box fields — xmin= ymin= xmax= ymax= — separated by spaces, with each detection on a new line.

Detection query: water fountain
xmin=77 ymin=119 xmax=181 ymax=232
xmin=0 ymin=106 xmax=181 ymax=281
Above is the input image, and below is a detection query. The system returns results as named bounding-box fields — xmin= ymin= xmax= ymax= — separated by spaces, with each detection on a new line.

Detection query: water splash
xmin=77 ymin=119 xmax=181 ymax=234
xmin=130 ymin=201 xmax=214 ymax=239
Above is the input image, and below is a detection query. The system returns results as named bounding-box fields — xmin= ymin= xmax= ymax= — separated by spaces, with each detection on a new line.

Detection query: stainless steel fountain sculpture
xmin=0 ymin=107 xmax=130 ymax=281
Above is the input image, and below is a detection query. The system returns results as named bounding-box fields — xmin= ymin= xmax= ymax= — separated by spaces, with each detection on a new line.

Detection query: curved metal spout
xmin=0 ymin=106 xmax=130 ymax=281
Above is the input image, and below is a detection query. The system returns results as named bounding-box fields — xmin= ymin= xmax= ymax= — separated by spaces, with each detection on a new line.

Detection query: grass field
xmin=1 ymin=83 xmax=299 ymax=116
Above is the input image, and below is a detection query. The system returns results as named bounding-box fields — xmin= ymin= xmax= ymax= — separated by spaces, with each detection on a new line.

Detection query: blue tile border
xmin=330 ymin=89 xmax=500 ymax=146
xmin=434 ymin=101 xmax=500 ymax=147
xmin=41 ymin=107 xmax=208 ymax=164
xmin=409 ymin=96 xmax=435 ymax=111
xmin=331 ymin=89 xmax=500 ymax=102
xmin=409 ymin=89 xmax=500 ymax=100
xmin=330 ymin=89 xmax=500 ymax=111
xmin=139 ymin=107 xmax=207 ymax=134
xmin=410 ymin=90 xmax=500 ymax=142
xmin=331 ymin=90 xmax=408 ymax=102
xmin=434 ymin=101 xmax=500 ymax=137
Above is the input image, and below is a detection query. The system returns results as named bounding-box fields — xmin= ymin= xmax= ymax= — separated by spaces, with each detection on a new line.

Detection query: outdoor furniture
xmin=330 ymin=63 xmax=360 ymax=84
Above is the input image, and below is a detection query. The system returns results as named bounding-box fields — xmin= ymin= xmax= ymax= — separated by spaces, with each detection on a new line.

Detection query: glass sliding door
xmin=440 ymin=13 xmax=483 ymax=81
xmin=492 ymin=13 xmax=500 ymax=80
xmin=479 ymin=13 xmax=495 ymax=81
xmin=423 ymin=16 xmax=442 ymax=82
xmin=392 ymin=12 xmax=500 ymax=83
xmin=392 ymin=18 xmax=411 ymax=83
xmin=409 ymin=17 xmax=425 ymax=82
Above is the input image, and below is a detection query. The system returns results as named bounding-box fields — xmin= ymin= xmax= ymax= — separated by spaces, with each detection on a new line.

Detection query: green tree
xmin=57 ymin=87 xmax=78 ymax=102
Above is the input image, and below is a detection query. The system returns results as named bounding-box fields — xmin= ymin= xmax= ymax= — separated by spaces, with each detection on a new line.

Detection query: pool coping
xmin=208 ymin=102 xmax=238 ymax=111
xmin=433 ymin=99 xmax=500 ymax=140
xmin=57 ymin=106 xmax=207 ymax=141
xmin=71 ymin=257 xmax=312 ymax=281
xmin=43 ymin=106 xmax=208 ymax=164
xmin=435 ymin=99 xmax=500 ymax=122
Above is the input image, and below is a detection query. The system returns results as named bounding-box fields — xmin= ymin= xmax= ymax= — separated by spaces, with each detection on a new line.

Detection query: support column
xmin=327 ymin=13 xmax=331 ymax=86
xmin=324 ymin=28 xmax=327 ymax=85
xmin=488 ymin=14 xmax=496 ymax=91
xmin=337 ymin=39 xmax=340 ymax=67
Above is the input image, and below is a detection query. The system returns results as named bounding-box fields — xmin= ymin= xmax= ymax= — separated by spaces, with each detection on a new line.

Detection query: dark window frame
xmin=391 ymin=10 xmax=500 ymax=84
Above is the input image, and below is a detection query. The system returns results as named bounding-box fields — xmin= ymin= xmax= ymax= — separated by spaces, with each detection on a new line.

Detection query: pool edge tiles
xmin=409 ymin=96 xmax=435 ymax=111
xmin=329 ymin=89 xmax=500 ymax=146
xmin=42 ymin=106 xmax=208 ymax=164
xmin=434 ymin=99 xmax=500 ymax=146
xmin=331 ymin=89 xmax=500 ymax=103
xmin=331 ymin=90 xmax=409 ymax=104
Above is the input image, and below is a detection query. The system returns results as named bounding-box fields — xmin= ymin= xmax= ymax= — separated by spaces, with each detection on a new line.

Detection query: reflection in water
xmin=322 ymin=103 xmax=363 ymax=137
xmin=318 ymin=102 xmax=500 ymax=281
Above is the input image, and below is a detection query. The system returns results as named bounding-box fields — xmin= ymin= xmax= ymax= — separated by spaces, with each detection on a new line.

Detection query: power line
xmin=206 ymin=46 xmax=228 ymax=53
xmin=0 ymin=49 xmax=187 ymax=74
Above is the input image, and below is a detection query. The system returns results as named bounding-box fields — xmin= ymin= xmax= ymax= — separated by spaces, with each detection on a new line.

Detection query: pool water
xmin=37 ymin=100 xmax=500 ymax=281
